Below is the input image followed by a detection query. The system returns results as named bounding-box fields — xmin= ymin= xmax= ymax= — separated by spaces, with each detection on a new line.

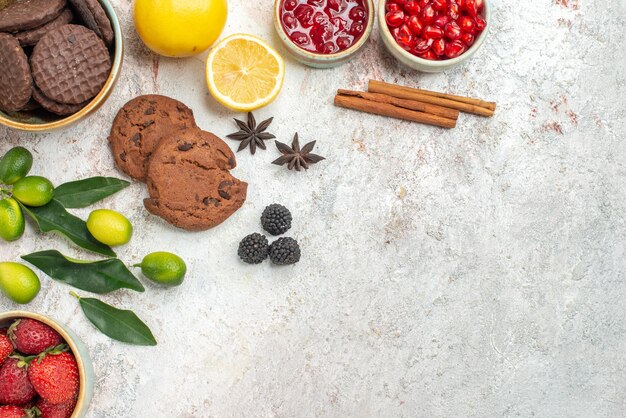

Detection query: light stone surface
xmin=1 ymin=0 xmax=625 ymax=417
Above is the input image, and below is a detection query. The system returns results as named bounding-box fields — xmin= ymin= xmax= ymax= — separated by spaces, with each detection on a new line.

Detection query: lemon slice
xmin=206 ymin=34 xmax=285 ymax=112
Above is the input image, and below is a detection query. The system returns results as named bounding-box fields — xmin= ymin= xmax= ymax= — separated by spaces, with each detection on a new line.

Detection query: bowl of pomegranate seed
xmin=0 ymin=311 xmax=94 ymax=418
xmin=274 ymin=0 xmax=375 ymax=68
xmin=380 ymin=0 xmax=490 ymax=72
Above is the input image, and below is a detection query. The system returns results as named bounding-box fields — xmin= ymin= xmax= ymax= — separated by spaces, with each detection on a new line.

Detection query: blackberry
xmin=269 ymin=237 xmax=301 ymax=265
xmin=238 ymin=233 xmax=269 ymax=264
xmin=261 ymin=204 xmax=292 ymax=236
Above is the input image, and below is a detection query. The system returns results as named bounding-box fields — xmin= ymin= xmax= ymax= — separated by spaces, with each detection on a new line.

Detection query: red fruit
xmin=444 ymin=21 xmax=461 ymax=40
xmin=36 ymin=398 xmax=77 ymax=418
xmin=386 ymin=9 xmax=405 ymax=27
xmin=0 ymin=406 xmax=29 ymax=418
xmin=459 ymin=31 xmax=474 ymax=46
xmin=294 ymin=4 xmax=314 ymax=27
xmin=432 ymin=38 xmax=446 ymax=55
xmin=404 ymin=0 xmax=421 ymax=15
xmin=336 ymin=36 xmax=351 ymax=49
xmin=474 ymin=14 xmax=486 ymax=31
xmin=458 ymin=15 xmax=475 ymax=33
xmin=349 ymin=6 xmax=366 ymax=21
xmin=444 ymin=39 xmax=466 ymax=58
xmin=407 ymin=15 xmax=423 ymax=35
xmin=422 ymin=25 xmax=443 ymax=39
xmin=8 ymin=319 xmax=63 ymax=356
xmin=421 ymin=4 xmax=435 ymax=23
xmin=349 ymin=20 xmax=365 ymax=36
xmin=0 ymin=334 xmax=12 ymax=365
xmin=0 ymin=358 xmax=36 ymax=405
xmin=431 ymin=0 xmax=447 ymax=11
xmin=27 ymin=352 xmax=79 ymax=405
xmin=418 ymin=0 xmax=430 ymax=7
xmin=418 ymin=50 xmax=437 ymax=60
xmin=433 ymin=14 xmax=449 ymax=28
xmin=412 ymin=37 xmax=433 ymax=54
xmin=283 ymin=0 xmax=298 ymax=11
xmin=290 ymin=31 xmax=309 ymax=46
xmin=475 ymin=0 xmax=484 ymax=12
xmin=386 ymin=3 xmax=401 ymax=12
xmin=447 ymin=2 xmax=459 ymax=19
xmin=463 ymin=0 xmax=478 ymax=15
xmin=394 ymin=23 xmax=413 ymax=49
xmin=282 ymin=13 xmax=297 ymax=30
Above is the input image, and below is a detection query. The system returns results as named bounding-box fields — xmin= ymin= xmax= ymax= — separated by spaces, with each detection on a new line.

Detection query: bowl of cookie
xmin=0 ymin=0 xmax=122 ymax=132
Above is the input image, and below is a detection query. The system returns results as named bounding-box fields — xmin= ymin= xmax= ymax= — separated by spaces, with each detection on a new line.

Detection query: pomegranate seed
xmin=386 ymin=3 xmax=401 ymax=12
xmin=320 ymin=41 xmax=338 ymax=54
xmin=349 ymin=6 xmax=367 ymax=21
xmin=444 ymin=21 xmax=461 ymax=39
xmin=422 ymin=25 xmax=443 ymax=39
xmin=407 ymin=15 xmax=424 ymax=35
xmin=444 ymin=39 xmax=466 ymax=58
xmin=458 ymin=16 xmax=475 ymax=33
xmin=404 ymin=1 xmax=421 ymax=15
xmin=418 ymin=0 xmax=430 ymax=7
xmin=463 ymin=0 xmax=478 ymax=16
xmin=447 ymin=2 xmax=459 ymax=19
xmin=421 ymin=4 xmax=436 ymax=24
xmin=349 ymin=21 xmax=365 ymax=36
xmin=419 ymin=50 xmax=437 ymax=60
xmin=395 ymin=24 xmax=413 ymax=49
xmin=432 ymin=38 xmax=446 ymax=55
xmin=433 ymin=14 xmax=449 ymax=28
xmin=459 ymin=31 xmax=474 ymax=46
xmin=294 ymin=4 xmax=314 ymax=27
xmin=432 ymin=0 xmax=447 ymax=11
xmin=327 ymin=0 xmax=342 ymax=11
xmin=336 ymin=36 xmax=351 ymax=49
xmin=412 ymin=37 xmax=433 ymax=54
xmin=474 ymin=15 xmax=486 ymax=31
xmin=283 ymin=0 xmax=298 ymax=12
xmin=290 ymin=31 xmax=309 ymax=46
xmin=282 ymin=13 xmax=298 ymax=30
xmin=475 ymin=0 xmax=484 ymax=13
xmin=386 ymin=10 xmax=405 ymax=27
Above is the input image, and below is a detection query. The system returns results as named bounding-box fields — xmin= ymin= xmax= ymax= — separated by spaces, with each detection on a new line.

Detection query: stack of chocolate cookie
xmin=0 ymin=0 xmax=113 ymax=115
xmin=109 ymin=95 xmax=248 ymax=231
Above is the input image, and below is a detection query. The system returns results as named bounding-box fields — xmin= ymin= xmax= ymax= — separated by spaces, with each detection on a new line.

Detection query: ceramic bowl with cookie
xmin=0 ymin=0 xmax=122 ymax=132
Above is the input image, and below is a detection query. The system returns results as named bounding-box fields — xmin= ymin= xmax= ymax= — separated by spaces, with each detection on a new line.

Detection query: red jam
xmin=280 ymin=0 xmax=369 ymax=54
xmin=385 ymin=0 xmax=486 ymax=60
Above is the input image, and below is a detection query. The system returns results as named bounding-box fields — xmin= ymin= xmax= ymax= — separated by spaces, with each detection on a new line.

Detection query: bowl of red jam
xmin=274 ymin=0 xmax=375 ymax=68
xmin=379 ymin=0 xmax=490 ymax=72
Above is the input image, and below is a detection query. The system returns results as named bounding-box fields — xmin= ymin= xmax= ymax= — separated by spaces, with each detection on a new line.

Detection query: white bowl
xmin=378 ymin=0 xmax=491 ymax=72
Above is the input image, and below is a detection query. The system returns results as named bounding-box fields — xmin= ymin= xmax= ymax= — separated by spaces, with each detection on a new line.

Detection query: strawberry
xmin=8 ymin=319 xmax=63 ymax=355
xmin=0 ymin=334 xmax=12 ymax=365
xmin=27 ymin=351 xmax=79 ymax=405
xmin=0 ymin=405 xmax=32 ymax=418
xmin=36 ymin=397 xmax=76 ymax=418
xmin=0 ymin=357 xmax=36 ymax=405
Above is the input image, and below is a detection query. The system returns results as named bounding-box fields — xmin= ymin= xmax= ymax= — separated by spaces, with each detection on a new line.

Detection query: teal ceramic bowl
xmin=0 ymin=0 xmax=123 ymax=132
xmin=273 ymin=0 xmax=375 ymax=68
xmin=378 ymin=0 xmax=491 ymax=72
xmin=0 ymin=311 xmax=94 ymax=418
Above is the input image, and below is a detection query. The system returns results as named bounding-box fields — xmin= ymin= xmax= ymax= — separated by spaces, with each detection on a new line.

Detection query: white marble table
xmin=1 ymin=0 xmax=625 ymax=416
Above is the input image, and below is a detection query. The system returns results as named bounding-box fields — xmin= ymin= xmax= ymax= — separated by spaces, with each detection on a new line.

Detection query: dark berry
xmin=261 ymin=204 xmax=292 ymax=236
xmin=238 ymin=233 xmax=269 ymax=264
xmin=269 ymin=237 xmax=301 ymax=265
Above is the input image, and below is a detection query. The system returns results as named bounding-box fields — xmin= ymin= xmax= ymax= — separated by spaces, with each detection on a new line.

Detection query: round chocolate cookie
xmin=145 ymin=130 xmax=246 ymax=231
xmin=109 ymin=95 xmax=198 ymax=181
xmin=68 ymin=0 xmax=113 ymax=46
xmin=0 ymin=0 xmax=66 ymax=32
xmin=31 ymin=24 xmax=111 ymax=105
xmin=0 ymin=33 xmax=32 ymax=112
xmin=15 ymin=8 xmax=73 ymax=47
xmin=32 ymin=85 xmax=87 ymax=116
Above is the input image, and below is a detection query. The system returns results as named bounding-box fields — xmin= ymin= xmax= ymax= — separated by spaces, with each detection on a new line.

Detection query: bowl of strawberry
xmin=0 ymin=312 xmax=94 ymax=418
xmin=380 ymin=0 xmax=490 ymax=72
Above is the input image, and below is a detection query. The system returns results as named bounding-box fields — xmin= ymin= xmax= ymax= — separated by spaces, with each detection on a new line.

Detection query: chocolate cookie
xmin=0 ymin=33 xmax=32 ymax=112
xmin=31 ymin=24 xmax=110 ymax=105
xmin=145 ymin=130 xmax=246 ymax=231
xmin=0 ymin=0 xmax=66 ymax=32
xmin=32 ymin=85 xmax=87 ymax=115
xmin=68 ymin=0 xmax=113 ymax=46
xmin=109 ymin=95 xmax=198 ymax=181
xmin=15 ymin=9 xmax=73 ymax=47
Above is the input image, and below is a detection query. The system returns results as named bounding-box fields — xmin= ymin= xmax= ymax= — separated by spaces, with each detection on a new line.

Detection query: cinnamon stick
xmin=368 ymin=80 xmax=496 ymax=117
xmin=337 ymin=89 xmax=460 ymax=120
xmin=334 ymin=93 xmax=456 ymax=129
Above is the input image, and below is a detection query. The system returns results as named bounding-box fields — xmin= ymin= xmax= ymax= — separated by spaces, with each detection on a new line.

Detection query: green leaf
xmin=22 ymin=250 xmax=144 ymax=294
xmin=54 ymin=177 xmax=130 ymax=208
xmin=72 ymin=292 xmax=157 ymax=346
xmin=20 ymin=200 xmax=115 ymax=257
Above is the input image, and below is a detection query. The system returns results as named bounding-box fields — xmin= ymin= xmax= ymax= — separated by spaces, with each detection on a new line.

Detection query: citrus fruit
xmin=0 ymin=197 xmax=25 ymax=242
xmin=0 ymin=147 xmax=33 ymax=185
xmin=133 ymin=0 xmax=227 ymax=57
xmin=0 ymin=262 xmax=40 ymax=304
xmin=86 ymin=209 xmax=133 ymax=246
xmin=137 ymin=252 xmax=186 ymax=287
xmin=11 ymin=176 xmax=54 ymax=207
xmin=206 ymin=34 xmax=285 ymax=111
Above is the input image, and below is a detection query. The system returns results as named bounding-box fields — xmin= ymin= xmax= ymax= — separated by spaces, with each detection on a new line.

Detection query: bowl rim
xmin=0 ymin=0 xmax=123 ymax=132
xmin=0 ymin=311 xmax=90 ymax=418
xmin=378 ymin=0 xmax=490 ymax=68
xmin=273 ymin=0 xmax=375 ymax=60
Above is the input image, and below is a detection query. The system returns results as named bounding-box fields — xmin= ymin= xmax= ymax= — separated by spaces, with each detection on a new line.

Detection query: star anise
xmin=272 ymin=133 xmax=325 ymax=171
xmin=226 ymin=112 xmax=275 ymax=154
